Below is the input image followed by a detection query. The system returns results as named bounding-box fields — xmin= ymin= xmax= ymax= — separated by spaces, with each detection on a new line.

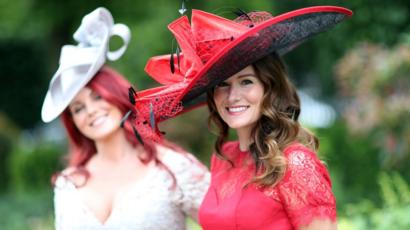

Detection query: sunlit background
xmin=1 ymin=0 xmax=409 ymax=229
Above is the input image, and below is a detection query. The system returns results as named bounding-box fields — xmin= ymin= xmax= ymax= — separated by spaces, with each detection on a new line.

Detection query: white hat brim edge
xmin=41 ymin=45 xmax=106 ymax=123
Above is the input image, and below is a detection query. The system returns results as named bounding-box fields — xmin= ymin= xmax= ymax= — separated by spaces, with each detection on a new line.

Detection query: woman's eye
xmin=241 ymin=79 xmax=253 ymax=85
xmin=72 ymin=106 xmax=84 ymax=114
xmin=93 ymin=93 xmax=102 ymax=100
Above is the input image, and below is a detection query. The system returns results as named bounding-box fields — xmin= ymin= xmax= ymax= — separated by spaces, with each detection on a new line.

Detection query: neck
xmin=94 ymin=130 xmax=136 ymax=162
xmin=236 ymin=126 xmax=253 ymax=152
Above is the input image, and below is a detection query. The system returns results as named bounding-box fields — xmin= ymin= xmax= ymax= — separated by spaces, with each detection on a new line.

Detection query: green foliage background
xmin=0 ymin=0 xmax=410 ymax=229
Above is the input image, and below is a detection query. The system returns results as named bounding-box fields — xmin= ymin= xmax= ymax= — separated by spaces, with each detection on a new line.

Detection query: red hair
xmin=58 ymin=66 xmax=156 ymax=183
xmin=53 ymin=66 xmax=197 ymax=188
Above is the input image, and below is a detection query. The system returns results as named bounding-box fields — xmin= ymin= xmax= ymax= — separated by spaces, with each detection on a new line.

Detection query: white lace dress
xmin=54 ymin=147 xmax=210 ymax=230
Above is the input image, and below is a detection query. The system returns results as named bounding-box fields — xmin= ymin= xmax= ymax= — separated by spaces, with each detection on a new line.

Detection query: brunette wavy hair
xmin=54 ymin=66 xmax=158 ymax=186
xmin=207 ymin=53 xmax=319 ymax=187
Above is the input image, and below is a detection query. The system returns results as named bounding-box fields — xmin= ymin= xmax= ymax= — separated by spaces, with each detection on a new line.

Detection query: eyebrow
xmin=69 ymin=101 xmax=83 ymax=108
xmin=236 ymin=73 xmax=257 ymax=79
xmin=69 ymin=89 xmax=95 ymax=107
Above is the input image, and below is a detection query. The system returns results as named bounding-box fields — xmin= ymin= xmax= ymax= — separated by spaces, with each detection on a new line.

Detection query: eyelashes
xmin=241 ymin=79 xmax=253 ymax=85
xmin=74 ymin=107 xmax=84 ymax=114
xmin=69 ymin=92 xmax=103 ymax=114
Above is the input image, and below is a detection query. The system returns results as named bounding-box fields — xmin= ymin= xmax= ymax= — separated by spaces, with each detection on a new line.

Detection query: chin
xmin=85 ymin=126 xmax=120 ymax=141
xmin=227 ymin=122 xmax=247 ymax=129
xmin=226 ymin=120 xmax=258 ymax=132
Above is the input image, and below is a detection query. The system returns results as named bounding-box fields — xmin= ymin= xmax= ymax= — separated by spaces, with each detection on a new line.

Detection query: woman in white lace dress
xmin=41 ymin=8 xmax=209 ymax=230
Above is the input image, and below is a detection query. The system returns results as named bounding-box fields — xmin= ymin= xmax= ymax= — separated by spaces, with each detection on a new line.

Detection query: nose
xmin=85 ymin=101 xmax=98 ymax=116
xmin=227 ymin=84 xmax=241 ymax=103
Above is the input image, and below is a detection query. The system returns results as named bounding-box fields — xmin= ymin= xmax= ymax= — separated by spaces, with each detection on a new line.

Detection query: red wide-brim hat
xmin=144 ymin=6 xmax=352 ymax=119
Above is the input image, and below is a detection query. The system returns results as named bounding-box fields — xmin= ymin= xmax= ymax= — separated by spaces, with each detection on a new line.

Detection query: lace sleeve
xmin=277 ymin=145 xmax=336 ymax=229
xmin=158 ymin=147 xmax=210 ymax=221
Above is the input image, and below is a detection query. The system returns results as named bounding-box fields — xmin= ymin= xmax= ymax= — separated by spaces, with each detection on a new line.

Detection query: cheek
xmin=112 ymin=109 xmax=123 ymax=122
xmin=213 ymin=92 xmax=224 ymax=111
xmin=72 ymin=114 xmax=86 ymax=130
xmin=96 ymin=100 xmax=111 ymax=111
xmin=248 ymin=87 xmax=264 ymax=105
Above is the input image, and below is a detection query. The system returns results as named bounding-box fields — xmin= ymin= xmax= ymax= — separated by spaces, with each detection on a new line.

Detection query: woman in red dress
xmin=201 ymin=53 xmax=337 ymax=229
xmin=144 ymin=6 xmax=353 ymax=229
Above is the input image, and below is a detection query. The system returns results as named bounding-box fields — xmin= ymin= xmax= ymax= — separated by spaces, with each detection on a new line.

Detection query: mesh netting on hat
xmin=132 ymin=83 xmax=185 ymax=142
xmin=234 ymin=11 xmax=273 ymax=26
xmin=182 ymin=11 xmax=348 ymax=105
xmin=141 ymin=7 xmax=351 ymax=142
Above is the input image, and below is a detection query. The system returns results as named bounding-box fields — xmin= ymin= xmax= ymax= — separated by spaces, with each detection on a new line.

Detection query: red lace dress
xmin=198 ymin=141 xmax=336 ymax=230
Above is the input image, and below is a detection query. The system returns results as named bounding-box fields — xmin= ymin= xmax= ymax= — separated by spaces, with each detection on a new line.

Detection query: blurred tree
xmin=0 ymin=114 xmax=19 ymax=193
xmin=338 ymin=172 xmax=410 ymax=229
xmin=334 ymin=41 xmax=410 ymax=176
xmin=9 ymin=144 xmax=63 ymax=192
xmin=159 ymin=107 xmax=215 ymax=164
xmin=0 ymin=133 xmax=11 ymax=193
xmin=317 ymin=121 xmax=382 ymax=205
xmin=0 ymin=40 xmax=48 ymax=129
xmin=275 ymin=0 xmax=410 ymax=97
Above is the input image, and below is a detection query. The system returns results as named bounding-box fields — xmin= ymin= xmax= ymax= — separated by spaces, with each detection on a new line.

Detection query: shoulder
xmin=212 ymin=141 xmax=240 ymax=162
xmin=155 ymin=144 xmax=210 ymax=211
xmin=277 ymin=143 xmax=336 ymax=228
xmin=221 ymin=141 xmax=240 ymax=156
xmin=54 ymin=167 xmax=85 ymax=189
xmin=156 ymin=144 xmax=209 ymax=178
xmin=156 ymin=144 xmax=201 ymax=166
xmin=283 ymin=143 xmax=321 ymax=168
xmin=281 ymin=142 xmax=332 ymax=186
xmin=209 ymin=141 xmax=239 ymax=171
xmin=60 ymin=167 xmax=76 ymax=175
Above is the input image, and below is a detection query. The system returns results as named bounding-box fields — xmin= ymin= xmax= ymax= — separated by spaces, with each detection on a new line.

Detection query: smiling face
xmin=213 ymin=65 xmax=264 ymax=134
xmin=68 ymin=87 xmax=123 ymax=141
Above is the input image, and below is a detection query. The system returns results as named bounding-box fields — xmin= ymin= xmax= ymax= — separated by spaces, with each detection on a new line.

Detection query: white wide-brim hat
xmin=41 ymin=7 xmax=131 ymax=122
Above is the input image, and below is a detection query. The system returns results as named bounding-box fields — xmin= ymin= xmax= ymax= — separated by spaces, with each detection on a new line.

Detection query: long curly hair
xmin=207 ymin=53 xmax=319 ymax=187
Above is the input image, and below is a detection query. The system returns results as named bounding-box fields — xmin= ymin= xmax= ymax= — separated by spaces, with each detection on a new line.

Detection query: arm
xmin=54 ymin=190 xmax=63 ymax=230
xmin=53 ymin=169 xmax=79 ymax=230
xmin=278 ymin=145 xmax=337 ymax=230
xmin=157 ymin=145 xmax=210 ymax=221
xmin=54 ymin=175 xmax=69 ymax=230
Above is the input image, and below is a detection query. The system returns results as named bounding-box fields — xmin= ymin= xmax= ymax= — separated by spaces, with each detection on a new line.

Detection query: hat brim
xmin=180 ymin=6 xmax=352 ymax=107
xmin=41 ymin=44 xmax=107 ymax=123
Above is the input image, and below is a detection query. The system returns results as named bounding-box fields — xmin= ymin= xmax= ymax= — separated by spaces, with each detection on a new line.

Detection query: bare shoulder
xmin=156 ymin=144 xmax=196 ymax=163
xmin=55 ymin=167 xmax=87 ymax=188
xmin=155 ymin=143 xmax=208 ymax=173
xmin=60 ymin=167 xmax=77 ymax=175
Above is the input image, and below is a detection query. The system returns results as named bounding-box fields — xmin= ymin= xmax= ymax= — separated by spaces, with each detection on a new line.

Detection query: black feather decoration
xmin=234 ymin=8 xmax=249 ymax=18
xmin=132 ymin=125 xmax=144 ymax=145
xmin=149 ymin=102 xmax=156 ymax=131
xmin=176 ymin=45 xmax=181 ymax=72
xmin=170 ymin=52 xmax=175 ymax=74
xmin=234 ymin=8 xmax=253 ymax=26
xmin=128 ymin=87 xmax=137 ymax=105
xmin=120 ymin=110 xmax=133 ymax=128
